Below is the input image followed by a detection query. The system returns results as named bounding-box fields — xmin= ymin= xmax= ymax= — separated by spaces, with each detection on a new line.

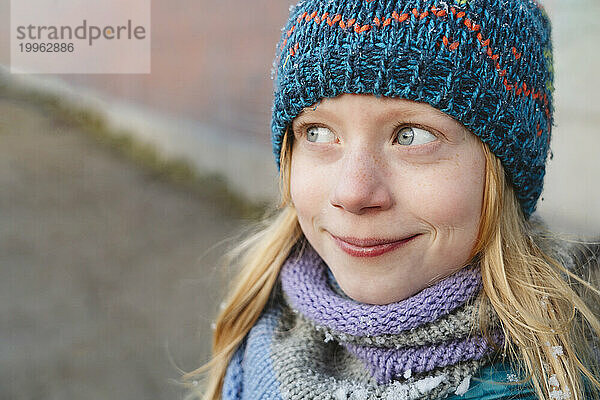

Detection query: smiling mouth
xmin=330 ymin=233 xmax=420 ymax=257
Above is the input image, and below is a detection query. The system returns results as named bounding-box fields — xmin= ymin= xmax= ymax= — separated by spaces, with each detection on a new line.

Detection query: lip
xmin=329 ymin=233 xmax=420 ymax=258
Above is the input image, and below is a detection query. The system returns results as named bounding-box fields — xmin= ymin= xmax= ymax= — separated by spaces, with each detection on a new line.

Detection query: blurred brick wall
xmin=57 ymin=0 xmax=295 ymax=142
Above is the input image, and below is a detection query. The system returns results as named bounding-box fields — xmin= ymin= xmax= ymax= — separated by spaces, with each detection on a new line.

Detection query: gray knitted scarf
xmin=243 ymin=243 xmax=501 ymax=399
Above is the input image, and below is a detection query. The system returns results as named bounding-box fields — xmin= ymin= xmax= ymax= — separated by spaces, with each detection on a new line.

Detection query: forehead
xmin=294 ymin=94 xmax=452 ymax=125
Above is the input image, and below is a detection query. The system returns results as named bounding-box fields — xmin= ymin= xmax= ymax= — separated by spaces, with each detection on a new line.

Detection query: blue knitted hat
xmin=270 ymin=0 xmax=554 ymax=218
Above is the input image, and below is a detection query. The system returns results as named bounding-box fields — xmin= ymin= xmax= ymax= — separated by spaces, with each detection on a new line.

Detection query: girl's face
xmin=290 ymin=94 xmax=486 ymax=304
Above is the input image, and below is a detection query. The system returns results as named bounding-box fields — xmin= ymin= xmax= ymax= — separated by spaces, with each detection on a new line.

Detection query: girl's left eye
xmin=394 ymin=127 xmax=437 ymax=146
xmin=306 ymin=126 xmax=336 ymax=143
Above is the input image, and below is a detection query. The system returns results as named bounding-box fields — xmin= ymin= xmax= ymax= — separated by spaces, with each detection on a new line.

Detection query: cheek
xmin=404 ymin=153 xmax=485 ymax=232
xmin=289 ymin=153 xmax=328 ymax=228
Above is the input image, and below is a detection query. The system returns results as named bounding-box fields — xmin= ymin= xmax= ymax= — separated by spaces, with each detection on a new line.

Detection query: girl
xmin=187 ymin=0 xmax=600 ymax=398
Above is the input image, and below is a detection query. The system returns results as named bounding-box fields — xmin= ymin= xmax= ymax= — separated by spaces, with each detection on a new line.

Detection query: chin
xmin=339 ymin=280 xmax=417 ymax=305
xmin=346 ymin=291 xmax=410 ymax=305
xmin=329 ymin=259 xmax=425 ymax=305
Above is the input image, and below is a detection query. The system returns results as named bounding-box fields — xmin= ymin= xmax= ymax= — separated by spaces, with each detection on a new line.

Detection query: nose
xmin=329 ymin=149 xmax=393 ymax=214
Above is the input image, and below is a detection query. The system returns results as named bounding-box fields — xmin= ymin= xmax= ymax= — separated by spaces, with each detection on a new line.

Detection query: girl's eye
xmin=306 ymin=126 xmax=335 ymax=143
xmin=395 ymin=127 xmax=436 ymax=146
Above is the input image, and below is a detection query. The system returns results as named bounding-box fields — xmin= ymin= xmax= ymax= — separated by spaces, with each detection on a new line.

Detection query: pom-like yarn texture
xmin=270 ymin=0 xmax=554 ymax=217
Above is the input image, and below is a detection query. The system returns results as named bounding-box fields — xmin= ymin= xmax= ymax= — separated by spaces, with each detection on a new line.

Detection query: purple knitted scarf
xmin=279 ymin=243 xmax=500 ymax=384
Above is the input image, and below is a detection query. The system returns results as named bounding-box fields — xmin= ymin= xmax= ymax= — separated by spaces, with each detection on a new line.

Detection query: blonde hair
xmin=476 ymin=147 xmax=600 ymax=399
xmin=184 ymin=131 xmax=600 ymax=400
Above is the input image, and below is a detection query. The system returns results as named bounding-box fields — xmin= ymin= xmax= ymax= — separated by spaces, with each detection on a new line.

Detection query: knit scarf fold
xmin=279 ymin=243 xmax=499 ymax=386
xmin=228 ymin=243 xmax=502 ymax=399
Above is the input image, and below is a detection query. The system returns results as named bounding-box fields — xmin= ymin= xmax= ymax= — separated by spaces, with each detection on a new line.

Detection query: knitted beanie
xmin=270 ymin=0 xmax=554 ymax=217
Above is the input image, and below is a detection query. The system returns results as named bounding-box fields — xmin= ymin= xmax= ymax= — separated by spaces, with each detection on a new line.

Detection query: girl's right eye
xmin=306 ymin=126 xmax=336 ymax=143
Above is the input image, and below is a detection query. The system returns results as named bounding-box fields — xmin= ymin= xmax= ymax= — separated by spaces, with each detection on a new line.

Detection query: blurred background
xmin=0 ymin=0 xmax=598 ymax=399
